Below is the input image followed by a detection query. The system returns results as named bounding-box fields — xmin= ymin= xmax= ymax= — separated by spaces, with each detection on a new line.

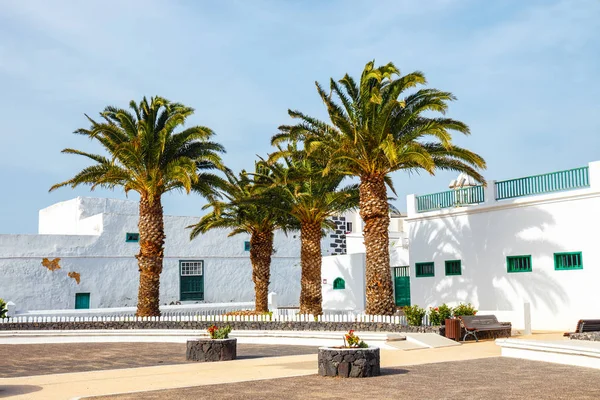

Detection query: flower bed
xmin=318 ymin=347 xmax=380 ymax=378
xmin=186 ymin=338 xmax=237 ymax=362
xmin=318 ymin=331 xmax=380 ymax=378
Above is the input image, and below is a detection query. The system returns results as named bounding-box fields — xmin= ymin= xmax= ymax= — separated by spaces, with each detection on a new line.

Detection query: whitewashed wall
xmin=1 ymin=197 xmax=301 ymax=311
xmin=406 ymin=161 xmax=600 ymax=331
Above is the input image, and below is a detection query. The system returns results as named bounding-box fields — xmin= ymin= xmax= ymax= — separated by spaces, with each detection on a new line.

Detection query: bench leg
xmin=463 ymin=330 xmax=478 ymax=342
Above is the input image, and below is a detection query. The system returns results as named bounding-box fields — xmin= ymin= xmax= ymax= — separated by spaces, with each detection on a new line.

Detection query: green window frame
xmin=445 ymin=260 xmax=462 ymax=276
xmin=244 ymin=241 xmax=251 ymax=251
xmin=415 ymin=262 xmax=434 ymax=277
xmin=507 ymin=255 xmax=532 ymax=273
xmin=554 ymin=252 xmax=583 ymax=270
xmin=126 ymin=233 xmax=139 ymax=243
xmin=75 ymin=293 xmax=90 ymax=309
xmin=180 ymin=260 xmax=204 ymax=301
xmin=333 ymin=277 xmax=345 ymax=290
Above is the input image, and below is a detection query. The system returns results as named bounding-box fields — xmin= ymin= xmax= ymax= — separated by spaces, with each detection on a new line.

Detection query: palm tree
xmin=189 ymin=166 xmax=292 ymax=312
xmin=50 ymin=96 xmax=226 ymax=317
xmin=273 ymin=61 xmax=486 ymax=315
xmin=265 ymin=148 xmax=358 ymax=315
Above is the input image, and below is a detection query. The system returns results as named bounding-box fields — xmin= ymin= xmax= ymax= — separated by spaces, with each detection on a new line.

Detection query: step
xmin=496 ymin=338 xmax=600 ymax=369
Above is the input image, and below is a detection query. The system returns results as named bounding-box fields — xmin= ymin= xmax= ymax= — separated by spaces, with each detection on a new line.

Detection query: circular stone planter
xmin=318 ymin=347 xmax=380 ymax=378
xmin=186 ymin=338 xmax=237 ymax=362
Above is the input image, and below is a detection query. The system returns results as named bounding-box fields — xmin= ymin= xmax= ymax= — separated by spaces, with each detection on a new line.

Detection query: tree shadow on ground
xmin=0 ymin=385 xmax=43 ymax=398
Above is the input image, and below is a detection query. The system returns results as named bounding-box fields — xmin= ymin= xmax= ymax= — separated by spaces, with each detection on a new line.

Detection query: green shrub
xmin=453 ymin=303 xmax=477 ymax=316
xmin=207 ymin=325 xmax=232 ymax=339
xmin=0 ymin=298 xmax=7 ymax=319
xmin=403 ymin=305 xmax=426 ymax=326
xmin=429 ymin=303 xmax=453 ymax=325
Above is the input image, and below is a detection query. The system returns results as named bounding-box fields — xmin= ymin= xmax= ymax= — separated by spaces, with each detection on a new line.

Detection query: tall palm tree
xmin=273 ymin=61 xmax=486 ymax=315
xmin=189 ymin=166 xmax=292 ymax=312
xmin=50 ymin=96 xmax=226 ymax=317
xmin=265 ymin=147 xmax=358 ymax=315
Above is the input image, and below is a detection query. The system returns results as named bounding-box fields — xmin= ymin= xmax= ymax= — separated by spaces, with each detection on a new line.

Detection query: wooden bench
xmin=459 ymin=315 xmax=510 ymax=342
xmin=563 ymin=319 xmax=600 ymax=337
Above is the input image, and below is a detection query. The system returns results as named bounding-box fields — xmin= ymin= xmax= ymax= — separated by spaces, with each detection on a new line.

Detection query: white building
xmin=405 ymin=161 xmax=600 ymax=331
xmin=0 ymin=197 xmax=303 ymax=311
xmin=3 ymin=161 xmax=598 ymax=332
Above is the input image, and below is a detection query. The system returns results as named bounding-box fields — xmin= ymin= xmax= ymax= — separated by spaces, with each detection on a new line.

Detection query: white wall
xmin=322 ymin=253 xmax=366 ymax=311
xmin=2 ymin=197 xmax=302 ymax=311
xmin=406 ymin=161 xmax=600 ymax=331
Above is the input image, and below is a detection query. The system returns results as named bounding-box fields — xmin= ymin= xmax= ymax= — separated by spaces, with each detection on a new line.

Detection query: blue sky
xmin=0 ymin=0 xmax=598 ymax=234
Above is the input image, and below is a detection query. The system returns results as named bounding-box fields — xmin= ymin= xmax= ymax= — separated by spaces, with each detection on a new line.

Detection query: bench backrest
xmin=577 ymin=319 xmax=600 ymax=333
xmin=459 ymin=315 xmax=499 ymax=329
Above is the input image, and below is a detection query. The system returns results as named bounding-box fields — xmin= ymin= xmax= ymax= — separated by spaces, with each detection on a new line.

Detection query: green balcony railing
xmin=495 ymin=166 xmax=589 ymax=201
xmin=416 ymin=186 xmax=485 ymax=213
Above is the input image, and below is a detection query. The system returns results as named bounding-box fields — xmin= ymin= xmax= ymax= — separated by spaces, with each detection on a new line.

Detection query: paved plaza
xmin=0 ymin=342 xmax=318 ymax=378
xmin=93 ymin=358 xmax=600 ymax=400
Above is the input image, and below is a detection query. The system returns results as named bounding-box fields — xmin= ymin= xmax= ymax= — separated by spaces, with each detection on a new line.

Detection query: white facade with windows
xmin=406 ymin=161 xmax=600 ymax=331
xmin=0 ymin=197 xmax=302 ymax=312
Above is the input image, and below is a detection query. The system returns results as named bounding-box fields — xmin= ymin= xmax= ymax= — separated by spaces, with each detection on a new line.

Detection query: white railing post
xmin=484 ymin=180 xmax=497 ymax=205
xmin=406 ymin=194 xmax=417 ymax=217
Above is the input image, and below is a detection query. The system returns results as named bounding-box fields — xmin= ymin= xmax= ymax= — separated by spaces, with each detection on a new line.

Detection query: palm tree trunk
xmin=250 ymin=230 xmax=273 ymax=312
xmin=360 ymin=174 xmax=395 ymax=315
xmin=299 ymin=221 xmax=323 ymax=315
xmin=136 ymin=195 xmax=165 ymax=317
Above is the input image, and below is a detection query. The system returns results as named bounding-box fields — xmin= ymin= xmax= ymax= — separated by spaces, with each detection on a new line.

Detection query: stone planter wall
xmin=186 ymin=338 xmax=237 ymax=362
xmin=570 ymin=332 xmax=600 ymax=341
xmin=0 ymin=320 xmax=441 ymax=334
xmin=318 ymin=347 xmax=380 ymax=378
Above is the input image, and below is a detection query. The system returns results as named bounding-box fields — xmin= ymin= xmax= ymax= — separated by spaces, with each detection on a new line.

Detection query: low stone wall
xmin=0 ymin=320 xmax=440 ymax=333
xmin=439 ymin=322 xmax=512 ymax=341
xmin=318 ymin=347 xmax=380 ymax=378
xmin=570 ymin=332 xmax=600 ymax=341
xmin=186 ymin=338 xmax=237 ymax=362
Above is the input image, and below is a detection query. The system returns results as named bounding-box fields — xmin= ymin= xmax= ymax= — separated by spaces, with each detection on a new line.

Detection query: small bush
xmin=0 ymin=298 xmax=6 ymax=319
xmin=453 ymin=303 xmax=477 ymax=316
xmin=207 ymin=325 xmax=232 ymax=339
xmin=429 ymin=303 xmax=453 ymax=325
xmin=403 ymin=305 xmax=426 ymax=326
xmin=344 ymin=330 xmax=368 ymax=348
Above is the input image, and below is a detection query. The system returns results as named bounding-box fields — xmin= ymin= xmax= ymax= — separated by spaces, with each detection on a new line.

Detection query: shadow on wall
xmin=410 ymin=206 xmax=569 ymax=314
xmin=322 ymin=254 xmax=365 ymax=311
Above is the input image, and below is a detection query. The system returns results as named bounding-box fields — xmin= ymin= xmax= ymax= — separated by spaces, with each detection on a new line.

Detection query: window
xmin=345 ymin=222 xmax=353 ymax=234
xmin=554 ymin=252 xmax=583 ymax=270
xmin=126 ymin=233 xmax=139 ymax=243
xmin=507 ymin=255 xmax=532 ymax=273
xmin=415 ymin=262 xmax=434 ymax=277
xmin=244 ymin=241 xmax=251 ymax=251
xmin=75 ymin=293 xmax=90 ymax=309
xmin=333 ymin=277 xmax=345 ymax=290
xmin=180 ymin=260 xmax=204 ymax=301
xmin=445 ymin=260 xmax=462 ymax=276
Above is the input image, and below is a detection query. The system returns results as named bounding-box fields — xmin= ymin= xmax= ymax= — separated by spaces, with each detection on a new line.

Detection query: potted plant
xmin=318 ymin=330 xmax=380 ymax=378
xmin=186 ymin=325 xmax=236 ymax=362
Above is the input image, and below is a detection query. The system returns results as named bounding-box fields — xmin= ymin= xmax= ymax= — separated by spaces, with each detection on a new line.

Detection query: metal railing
xmin=495 ymin=166 xmax=589 ymax=200
xmin=416 ymin=186 xmax=485 ymax=213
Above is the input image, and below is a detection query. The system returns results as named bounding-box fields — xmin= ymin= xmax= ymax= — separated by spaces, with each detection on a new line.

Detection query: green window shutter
xmin=180 ymin=261 xmax=204 ymax=301
xmin=507 ymin=255 xmax=532 ymax=273
xmin=75 ymin=293 xmax=90 ymax=309
xmin=244 ymin=241 xmax=251 ymax=251
xmin=554 ymin=252 xmax=583 ymax=270
xmin=126 ymin=233 xmax=139 ymax=243
xmin=415 ymin=262 xmax=434 ymax=277
xmin=333 ymin=277 xmax=345 ymax=290
xmin=445 ymin=260 xmax=462 ymax=276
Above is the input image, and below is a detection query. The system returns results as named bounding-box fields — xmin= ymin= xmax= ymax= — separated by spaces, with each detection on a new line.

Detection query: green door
xmin=180 ymin=261 xmax=204 ymax=301
xmin=75 ymin=293 xmax=90 ymax=309
xmin=393 ymin=266 xmax=411 ymax=307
